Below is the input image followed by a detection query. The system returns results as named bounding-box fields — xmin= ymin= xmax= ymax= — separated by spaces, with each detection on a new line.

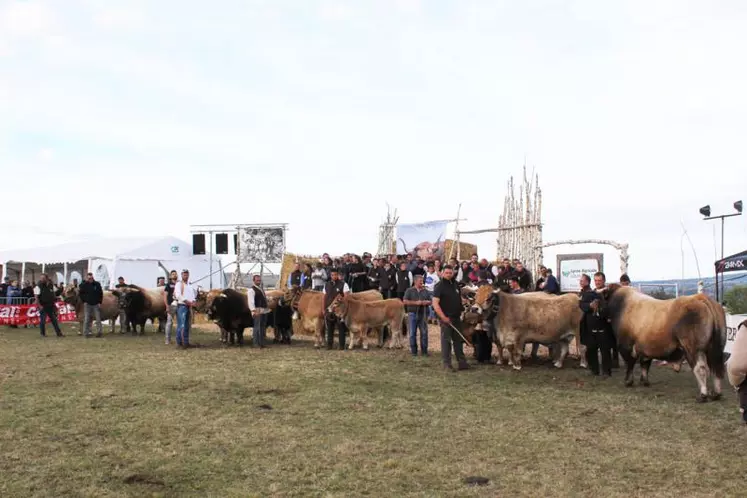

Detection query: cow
xmin=470 ymin=284 xmax=583 ymax=370
xmin=727 ymin=320 xmax=747 ymax=423
xmin=327 ymin=295 xmax=406 ymax=350
xmin=599 ymin=284 xmax=725 ymax=402
xmin=265 ymin=289 xmax=292 ymax=344
xmin=195 ymin=288 xmax=251 ymax=343
xmin=206 ymin=288 xmax=253 ymax=346
xmin=111 ymin=285 xmax=167 ymax=335
xmin=283 ymin=287 xmax=383 ymax=348
xmin=63 ymin=285 xmax=121 ymax=333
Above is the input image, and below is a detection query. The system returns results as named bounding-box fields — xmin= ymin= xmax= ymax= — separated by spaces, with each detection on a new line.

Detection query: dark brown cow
xmin=600 ymin=284 xmax=725 ymax=402
xmin=328 ymin=295 xmax=405 ymax=350
xmin=471 ymin=285 xmax=583 ymax=370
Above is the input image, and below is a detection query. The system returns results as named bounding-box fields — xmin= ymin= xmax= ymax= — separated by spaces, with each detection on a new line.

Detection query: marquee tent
xmin=714 ymin=249 xmax=747 ymax=302
xmin=0 ymin=236 xmax=225 ymax=289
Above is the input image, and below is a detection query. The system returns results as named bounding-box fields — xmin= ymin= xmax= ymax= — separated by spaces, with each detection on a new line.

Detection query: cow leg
xmin=618 ymin=345 xmax=637 ymax=387
xmin=554 ymin=340 xmax=570 ymax=369
xmin=236 ymin=328 xmax=244 ymax=347
xmin=639 ymin=357 xmax=652 ymax=387
xmin=692 ymin=351 xmax=710 ymax=402
xmin=348 ymin=326 xmax=357 ymax=350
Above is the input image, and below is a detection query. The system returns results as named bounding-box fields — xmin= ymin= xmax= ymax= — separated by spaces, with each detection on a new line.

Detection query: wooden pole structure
xmin=448 ymin=203 xmax=462 ymax=261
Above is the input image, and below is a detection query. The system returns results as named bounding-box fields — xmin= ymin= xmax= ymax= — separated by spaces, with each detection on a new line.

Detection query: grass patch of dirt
xmin=0 ymin=323 xmax=744 ymax=497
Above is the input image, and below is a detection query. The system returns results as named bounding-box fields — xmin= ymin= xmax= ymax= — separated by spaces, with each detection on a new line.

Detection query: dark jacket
xmin=514 ymin=269 xmax=532 ymax=291
xmin=37 ymin=281 xmax=57 ymax=307
xmin=323 ymin=280 xmax=346 ymax=311
xmin=433 ymin=278 xmax=462 ymax=319
xmin=288 ymin=270 xmax=302 ymax=288
xmin=79 ymin=280 xmax=104 ymax=306
xmin=543 ymin=275 xmax=560 ymax=294
xmin=396 ymin=269 xmax=411 ymax=294
xmin=253 ymin=285 xmax=268 ymax=308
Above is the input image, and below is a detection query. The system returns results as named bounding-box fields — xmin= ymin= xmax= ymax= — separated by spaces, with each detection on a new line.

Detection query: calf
xmin=328 ymin=296 xmax=406 ymax=350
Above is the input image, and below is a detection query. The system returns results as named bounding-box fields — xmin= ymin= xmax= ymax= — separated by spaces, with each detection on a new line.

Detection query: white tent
xmin=0 ymin=236 xmax=225 ymax=289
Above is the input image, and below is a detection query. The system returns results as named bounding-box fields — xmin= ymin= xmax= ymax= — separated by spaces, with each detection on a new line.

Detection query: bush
xmin=724 ymin=285 xmax=747 ymax=314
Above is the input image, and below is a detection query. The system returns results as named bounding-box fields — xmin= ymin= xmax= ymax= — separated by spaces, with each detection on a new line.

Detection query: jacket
xmin=78 ymin=280 xmax=104 ymax=306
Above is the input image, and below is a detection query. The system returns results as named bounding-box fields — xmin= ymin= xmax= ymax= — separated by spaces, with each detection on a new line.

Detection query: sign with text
xmin=725 ymin=313 xmax=747 ymax=355
xmin=557 ymin=253 xmax=604 ymax=293
xmin=0 ymin=302 xmax=78 ymax=326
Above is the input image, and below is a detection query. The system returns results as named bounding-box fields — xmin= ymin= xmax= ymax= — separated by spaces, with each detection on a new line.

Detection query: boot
xmin=457 ymin=360 xmax=471 ymax=371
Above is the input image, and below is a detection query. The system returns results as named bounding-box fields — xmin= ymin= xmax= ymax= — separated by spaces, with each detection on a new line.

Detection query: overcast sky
xmin=1 ymin=0 xmax=746 ymax=280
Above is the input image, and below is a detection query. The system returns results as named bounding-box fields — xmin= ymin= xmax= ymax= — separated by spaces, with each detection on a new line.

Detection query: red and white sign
xmin=0 ymin=302 xmax=78 ymax=326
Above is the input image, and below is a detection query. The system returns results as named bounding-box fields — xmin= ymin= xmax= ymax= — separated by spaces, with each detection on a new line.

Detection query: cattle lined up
xmin=43 ymin=262 xmax=737 ymax=418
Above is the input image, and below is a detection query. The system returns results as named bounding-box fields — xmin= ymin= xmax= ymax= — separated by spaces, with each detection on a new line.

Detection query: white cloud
xmin=0 ymin=1 xmax=56 ymax=38
xmin=37 ymin=148 xmax=54 ymax=161
xmin=91 ymin=6 xmax=145 ymax=31
xmin=318 ymin=2 xmax=353 ymax=21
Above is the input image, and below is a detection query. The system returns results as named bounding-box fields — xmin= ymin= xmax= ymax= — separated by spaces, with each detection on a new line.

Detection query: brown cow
xmin=599 ymin=284 xmax=725 ymax=402
xmin=471 ymin=285 xmax=583 ymax=370
xmin=328 ymin=295 xmax=406 ymax=350
xmin=284 ymin=287 xmax=383 ymax=348
xmin=63 ymin=285 xmax=121 ymax=333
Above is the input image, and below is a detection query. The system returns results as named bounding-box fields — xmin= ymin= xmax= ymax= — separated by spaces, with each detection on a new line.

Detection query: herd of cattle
xmin=60 ymin=282 xmax=729 ymax=403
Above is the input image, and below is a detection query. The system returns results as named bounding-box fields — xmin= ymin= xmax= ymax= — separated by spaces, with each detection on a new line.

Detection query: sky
xmin=1 ymin=0 xmax=746 ymax=281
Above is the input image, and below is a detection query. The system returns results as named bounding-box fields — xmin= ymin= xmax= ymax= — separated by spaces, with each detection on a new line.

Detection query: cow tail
xmin=706 ymin=310 xmax=726 ymax=379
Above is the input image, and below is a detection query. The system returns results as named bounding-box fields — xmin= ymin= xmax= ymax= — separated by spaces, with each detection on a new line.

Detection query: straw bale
xmin=279 ymin=253 xmax=322 ymax=290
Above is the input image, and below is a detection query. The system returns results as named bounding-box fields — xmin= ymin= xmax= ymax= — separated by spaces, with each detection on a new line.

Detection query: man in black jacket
xmin=433 ymin=266 xmax=469 ymax=371
xmin=323 ymin=269 xmax=349 ymax=350
xmin=34 ymin=274 xmax=64 ymax=337
xmin=79 ymin=272 xmax=104 ymax=338
xmin=579 ymin=272 xmax=614 ymax=375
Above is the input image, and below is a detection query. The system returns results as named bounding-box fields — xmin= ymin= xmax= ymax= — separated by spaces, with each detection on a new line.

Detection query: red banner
xmin=0 ymin=302 xmax=78 ymax=326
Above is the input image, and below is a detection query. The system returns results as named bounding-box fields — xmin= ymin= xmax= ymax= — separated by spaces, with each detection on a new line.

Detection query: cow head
xmin=327 ymin=294 xmax=347 ymax=318
xmin=207 ymin=292 xmax=228 ymax=321
xmin=63 ymin=285 xmax=80 ymax=306
xmin=193 ymin=290 xmax=208 ymax=313
xmin=284 ymin=285 xmax=303 ymax=311
xmin=595 ymin=283 xmax=623 ymax=317
xmin=470 ymin=284 xmax=500 ymax=316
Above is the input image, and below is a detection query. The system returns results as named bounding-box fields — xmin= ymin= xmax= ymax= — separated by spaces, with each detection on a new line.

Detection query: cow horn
xmin=219 ymin=293 xmax=227 ymax=298
xmin=398 ymin=237 xmax=410 ymax=254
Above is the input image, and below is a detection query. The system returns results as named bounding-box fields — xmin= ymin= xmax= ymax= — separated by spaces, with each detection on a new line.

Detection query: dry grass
xmin=1 ymin=323 xmax=744 ymax=498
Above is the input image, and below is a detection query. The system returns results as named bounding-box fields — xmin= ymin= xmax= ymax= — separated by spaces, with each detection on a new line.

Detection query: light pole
xmin=700 ymin=200 xmax=743 ymax=302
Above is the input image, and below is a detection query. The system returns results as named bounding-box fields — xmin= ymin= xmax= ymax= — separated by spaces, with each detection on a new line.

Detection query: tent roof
xmin=0 ymin=236 xmax=197 ymax=264
xmin=715 ymin=249 xmax=747 ymax=273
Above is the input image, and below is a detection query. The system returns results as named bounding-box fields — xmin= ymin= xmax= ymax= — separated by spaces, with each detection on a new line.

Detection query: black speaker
xmin=216 ymin=233 xmax=228 ymax=254
xmin=233 ymin=234 xmax=238 ymax=254
xmin=192 ymin=234 xmax=206 ymax=255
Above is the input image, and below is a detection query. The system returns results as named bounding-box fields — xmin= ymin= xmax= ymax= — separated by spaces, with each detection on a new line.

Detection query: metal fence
xmin=0 ymin=297 xmax=36 ymax=305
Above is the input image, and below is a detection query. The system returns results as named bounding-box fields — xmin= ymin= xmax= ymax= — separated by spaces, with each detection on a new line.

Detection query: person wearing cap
xmin=323 ymin=268 xmax=350 ymax=349
xmin=172 ymin=269 xmax=197 ymax=348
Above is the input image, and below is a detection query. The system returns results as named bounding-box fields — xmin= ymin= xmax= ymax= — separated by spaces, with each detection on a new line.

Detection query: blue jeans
xmin=39 ymin=306 xmax=62 ymax=336
xmin=176 ymin=305 xmax=191 ymax=346
xmin=408 ymin=312 xmax=428 ymax=355
xmin=253 ymin=313 xmax=266 ymax=347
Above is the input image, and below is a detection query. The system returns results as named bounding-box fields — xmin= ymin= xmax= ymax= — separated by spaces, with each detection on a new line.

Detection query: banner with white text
xmin=0 ymin=302 xmax=78 ymax=326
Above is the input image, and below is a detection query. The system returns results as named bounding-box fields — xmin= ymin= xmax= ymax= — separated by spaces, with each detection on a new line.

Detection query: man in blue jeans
xmin=402 ymin=275 xmax=431 ymax=356
xmin=172 ymin=269 xmax=197 ymax=348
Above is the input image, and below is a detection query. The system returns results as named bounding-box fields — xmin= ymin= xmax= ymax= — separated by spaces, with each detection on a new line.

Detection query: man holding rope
xmin=432 ymin=265 xmax=470 ymax=372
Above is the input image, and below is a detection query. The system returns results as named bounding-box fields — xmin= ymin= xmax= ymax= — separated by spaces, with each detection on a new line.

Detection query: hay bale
xmin=279 ymin=253 xmax=322 ymax=290
xmin=444 ymin=240 xmax=477 ymax=262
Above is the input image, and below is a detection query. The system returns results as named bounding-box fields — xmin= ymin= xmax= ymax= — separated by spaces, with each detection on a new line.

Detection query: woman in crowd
xmin=311 ymin=262 xmax=327 ymax=291
xmin=302 ymin=263 xmax=313 ymax=290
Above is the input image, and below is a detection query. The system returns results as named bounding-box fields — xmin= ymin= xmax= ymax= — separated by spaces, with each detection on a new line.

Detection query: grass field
xmin=1 ymin=323 xmax=744 ymax=497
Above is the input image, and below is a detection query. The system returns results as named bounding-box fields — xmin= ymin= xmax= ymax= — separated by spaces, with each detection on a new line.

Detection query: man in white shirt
xmin=172 ymin=269 xmax=197 ymax=348
xmin=246 ymin=274 xmax=268 ymax=348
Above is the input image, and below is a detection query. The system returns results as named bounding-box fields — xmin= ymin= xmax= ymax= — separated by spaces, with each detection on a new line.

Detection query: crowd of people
xmin=284 ymin=251 xmax=630 ymax=374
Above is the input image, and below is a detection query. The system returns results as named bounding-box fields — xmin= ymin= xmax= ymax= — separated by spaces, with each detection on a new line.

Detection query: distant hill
xmin=634 ymin=273 xmax=747 ymax=297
